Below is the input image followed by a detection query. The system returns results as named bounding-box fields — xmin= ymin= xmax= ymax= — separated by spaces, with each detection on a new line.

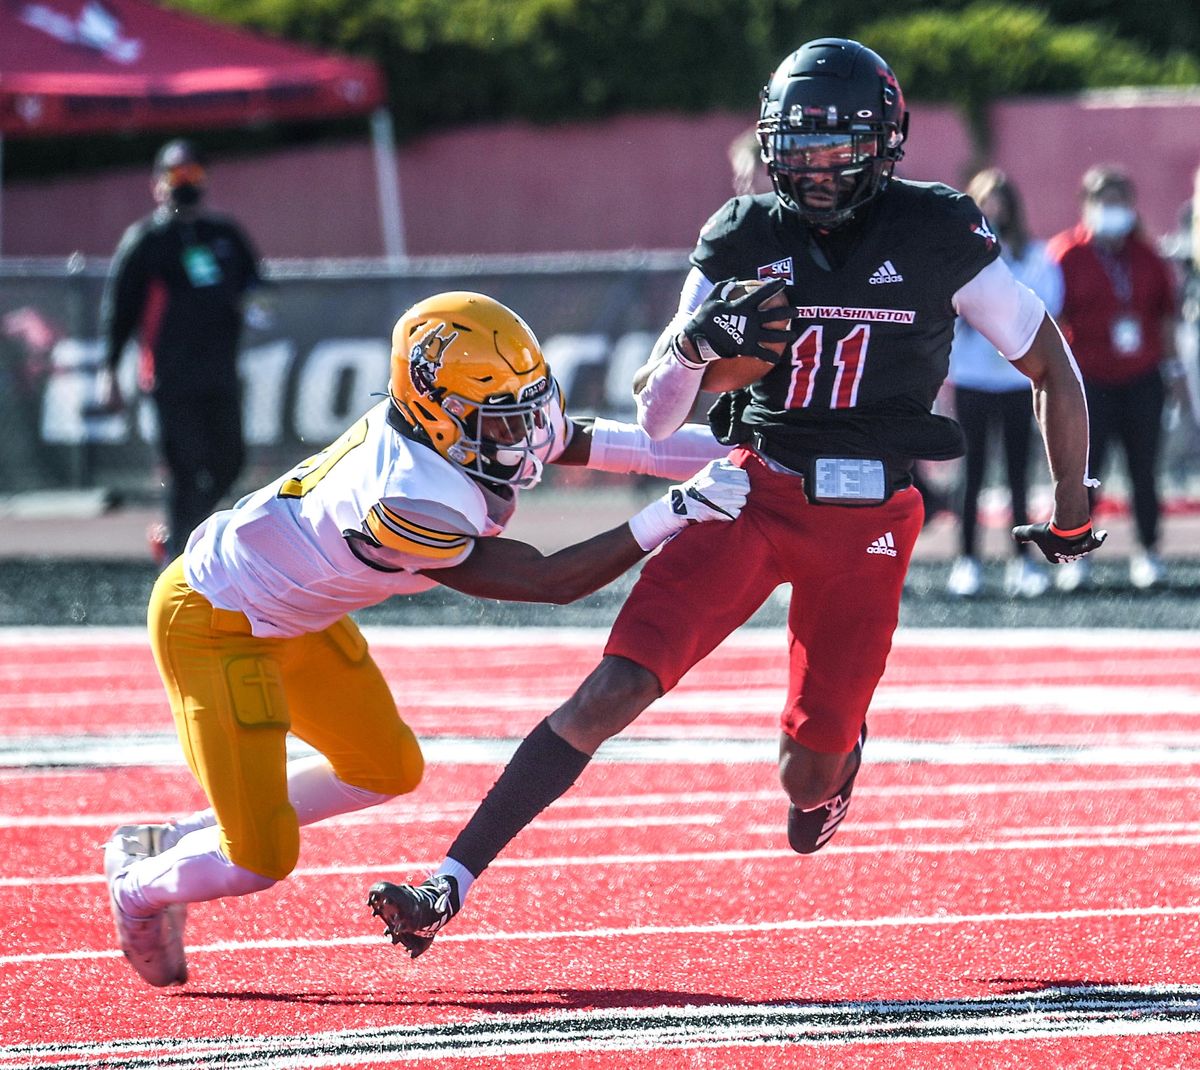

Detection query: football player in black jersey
xmin=367 ymin=38 xmax=1107 ymax=958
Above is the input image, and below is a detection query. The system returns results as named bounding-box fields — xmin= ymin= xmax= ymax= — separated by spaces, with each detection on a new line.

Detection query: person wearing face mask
xmin=946 ymin=169 xmax=1064 ymax=598
xmin=1048 ymin=165 xmax=1184 ymax=590
xmin=95 ymin=139 xmax=266 ymax=565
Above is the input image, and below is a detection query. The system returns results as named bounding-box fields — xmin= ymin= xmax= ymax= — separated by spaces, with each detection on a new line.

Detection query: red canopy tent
xmin=0 ymin=0 xmax=404 ymax=256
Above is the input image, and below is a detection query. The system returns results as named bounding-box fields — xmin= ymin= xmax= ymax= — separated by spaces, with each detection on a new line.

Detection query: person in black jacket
xmin=96 ymin=139 xmax=264 ymax=563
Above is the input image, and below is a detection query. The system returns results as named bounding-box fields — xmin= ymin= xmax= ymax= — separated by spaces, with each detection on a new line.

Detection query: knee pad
xmin=339 ymin=722 xmax=425 ymax=797
xmin=224 ymin=803 xmax=300 ymax=882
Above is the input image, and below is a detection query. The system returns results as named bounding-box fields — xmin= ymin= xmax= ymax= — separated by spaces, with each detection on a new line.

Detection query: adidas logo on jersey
xmin=867 ymin=532 xmax=898 ymax=557
xmin=868 ymin=261 xmax=904 ymax=285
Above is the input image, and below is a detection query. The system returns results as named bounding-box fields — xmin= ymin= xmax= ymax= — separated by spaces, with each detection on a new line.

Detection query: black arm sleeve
xmin=233 ymin=222 xmax=264 ymax=293
xmin=99 ymin=224 xmax=151 ymax=372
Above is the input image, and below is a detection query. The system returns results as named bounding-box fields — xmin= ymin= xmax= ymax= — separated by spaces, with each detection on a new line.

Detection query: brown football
xmin=699 ymin=280 xmax=791 ymax=393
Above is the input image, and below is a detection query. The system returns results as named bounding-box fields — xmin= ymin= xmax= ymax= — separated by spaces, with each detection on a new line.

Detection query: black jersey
xmin=692 ymin=180 xmax=1000 ymax=470
xmin=101 ymin=209 xmax=262 ymax=396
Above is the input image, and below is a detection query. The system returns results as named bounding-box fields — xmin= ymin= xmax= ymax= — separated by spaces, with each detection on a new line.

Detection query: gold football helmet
xmin=389 ymin=291 xmax=563 ymax=488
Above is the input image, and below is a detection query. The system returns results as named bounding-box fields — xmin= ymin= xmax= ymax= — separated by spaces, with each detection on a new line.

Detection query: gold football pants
xmin=148 ymin=558 xmax=424 ymax=880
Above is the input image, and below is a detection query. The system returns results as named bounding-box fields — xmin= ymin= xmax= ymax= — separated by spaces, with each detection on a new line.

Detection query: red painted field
xmin=2 ymin=627 xmax=1199 ymax=1067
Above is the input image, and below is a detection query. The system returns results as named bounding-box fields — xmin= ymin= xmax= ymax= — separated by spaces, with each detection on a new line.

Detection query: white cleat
xmin=946 ymin=556 xmax=982 ymax=598
xmin=1053 ymin=558 xmax=1092 ymax=593
xmin=1129 ymin=551 xmax=1165 ymax=590
xmin=104 ymin=824 xmax=188 ymax=987
xmin=1004 ymin=556 xmax=1050 ymax=599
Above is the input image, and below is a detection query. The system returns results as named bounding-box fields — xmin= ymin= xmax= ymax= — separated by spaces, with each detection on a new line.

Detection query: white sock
xmin=118 ymin=826 xmax=275 ymax=915
xmin=436 ymin=857 xmax=477 ymax=908
xmin=118 ymin=759 xmax=395 ymax=914
xmin=162 ymin=756 xmax=395 ymax=836
xmin=284 ymin=755 xmax=395 ymax=825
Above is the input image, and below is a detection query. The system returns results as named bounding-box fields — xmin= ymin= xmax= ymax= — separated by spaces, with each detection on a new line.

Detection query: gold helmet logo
xmin=408 ymin=323 xmax=459 ymax=399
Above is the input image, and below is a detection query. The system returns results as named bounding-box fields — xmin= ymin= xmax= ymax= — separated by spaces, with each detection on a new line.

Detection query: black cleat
xmin=367 ymin=874 xmax=460 ymax=959
xmin=787 ymin=724 xmax=867 ymax=854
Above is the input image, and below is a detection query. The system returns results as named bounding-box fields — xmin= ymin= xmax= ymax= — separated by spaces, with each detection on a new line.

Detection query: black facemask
xmin=170 ymin=184 xmax=203 ymax=208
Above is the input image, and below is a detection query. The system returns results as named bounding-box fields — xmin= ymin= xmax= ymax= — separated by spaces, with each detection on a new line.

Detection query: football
xmin=700 ymin=280 xmax=791 ymax=393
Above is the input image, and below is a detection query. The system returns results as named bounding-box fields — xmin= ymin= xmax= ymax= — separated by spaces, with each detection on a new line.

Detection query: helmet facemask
xmin=443 ymin=379 xmax=562 ymax=490
xmin=388 ymin=292 xmax=565 ymax=491
xmin=760 ymin=128 xmax=900 ymax=228
xmin=758 ymin=38 xmax=908 ymax=229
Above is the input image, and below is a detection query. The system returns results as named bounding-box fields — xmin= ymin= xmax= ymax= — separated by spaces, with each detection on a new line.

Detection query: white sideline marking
xmin=7 ymin=731 xmax=1200 ymax=767
xmin=4 ymin=902 xmax=1200 ymax=968
xmin=6 ymin=827 xmax=1200 ymax=889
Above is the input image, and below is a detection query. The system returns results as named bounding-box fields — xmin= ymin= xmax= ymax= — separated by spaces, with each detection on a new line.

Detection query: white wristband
xmin=670 ymin=334 xmax=708 ymax=370
xmin=627 ymin=496 xmax=684 ymax=552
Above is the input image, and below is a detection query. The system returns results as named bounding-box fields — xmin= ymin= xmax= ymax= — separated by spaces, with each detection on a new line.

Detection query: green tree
xmin=860 ymin=4 xmax=1200 ymax=162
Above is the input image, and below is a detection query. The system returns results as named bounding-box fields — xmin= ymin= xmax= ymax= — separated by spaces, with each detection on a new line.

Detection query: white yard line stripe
xmin=6 ymin=986 xmax=1200 ymax=1064
xmin=4 ymin=774 xmax=1200 ymax=831
xmin=4 ymin=902 xmax=1200 ymax=967
xmin=7 ymin=683 xmax=1200 ymax=717
xmin=7 ymin=831 xmax=1200 ymax=889
xmin=7 ymin=732 xmax=1200 ymax=767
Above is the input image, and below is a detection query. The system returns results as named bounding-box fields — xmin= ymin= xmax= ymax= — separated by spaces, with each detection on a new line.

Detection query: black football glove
xmin=1012 ymin=521 xmax=1107 ymax=565
xmin=681 ymin=278 xmax=797 ymax=363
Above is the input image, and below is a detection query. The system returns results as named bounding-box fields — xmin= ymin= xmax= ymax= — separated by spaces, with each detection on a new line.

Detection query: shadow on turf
xmin=171 ymin=981 xmax=1200 ymax=1025
xmin=172 ymin=988 xmax=748 ymax=1012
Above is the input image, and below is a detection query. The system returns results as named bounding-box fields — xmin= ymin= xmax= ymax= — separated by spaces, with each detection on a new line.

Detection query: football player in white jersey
xmin=103 ymin=290 xmax=746 ymax=987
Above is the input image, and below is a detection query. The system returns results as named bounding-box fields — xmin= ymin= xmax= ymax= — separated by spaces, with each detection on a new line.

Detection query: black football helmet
xmin=757 ymin=38 xmax=908 ymax=228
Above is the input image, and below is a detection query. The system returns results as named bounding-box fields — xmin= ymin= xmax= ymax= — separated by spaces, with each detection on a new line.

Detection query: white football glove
xmin=627 ymin=458 xmax=750 ymax=551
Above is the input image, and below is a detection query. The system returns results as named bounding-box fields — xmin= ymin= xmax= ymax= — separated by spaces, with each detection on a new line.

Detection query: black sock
xmin=447 ymin=718 xmax=592 ymax=877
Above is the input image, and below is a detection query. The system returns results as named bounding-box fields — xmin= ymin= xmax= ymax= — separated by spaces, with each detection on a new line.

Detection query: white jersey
xmin=184 ymin=400 xmax=511 ymax=638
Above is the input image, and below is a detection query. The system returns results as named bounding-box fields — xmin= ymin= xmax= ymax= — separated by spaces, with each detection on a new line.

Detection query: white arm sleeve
xmin=587 ymin=417 xmax=729 ymax=480
xmin=635 ymin=268 xmax=717 ymax=440
xmin=952 ymin=257 xmax=1047 ymax=361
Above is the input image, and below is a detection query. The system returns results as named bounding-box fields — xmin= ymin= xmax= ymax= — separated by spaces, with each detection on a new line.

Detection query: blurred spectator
xmin=1048 ymin=165 xmax=1186 ymax=591
xmin=728 ymin=126 xmax=772 ymax=197
xmin=95 ymin=139 xmax=265 ymax=565
xmin=1160 ymin=165 xmax=1200 ymax=496
xmin=946 ymin=169 xmax=1063 ymax=598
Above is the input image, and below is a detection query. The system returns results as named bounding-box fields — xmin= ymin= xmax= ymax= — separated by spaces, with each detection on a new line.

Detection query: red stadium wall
xmin=5 ymin=90 xmax=1198 ymax=260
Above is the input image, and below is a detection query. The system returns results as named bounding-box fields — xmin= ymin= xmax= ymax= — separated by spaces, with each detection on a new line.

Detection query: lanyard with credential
xmin=1094 ymin=245 xmax=1133 ymax=309
xmin=1094 ymin=244 xmax=1142 ymax=356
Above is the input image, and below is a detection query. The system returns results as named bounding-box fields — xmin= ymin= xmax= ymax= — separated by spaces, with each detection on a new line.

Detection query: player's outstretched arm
xmin=555 ymin=416 xmax=729 ymax=481
xmin=424 ymin=458 xmax=748 ymax=603
xmin=1011 ymin=313 xmax=1107 ymax=562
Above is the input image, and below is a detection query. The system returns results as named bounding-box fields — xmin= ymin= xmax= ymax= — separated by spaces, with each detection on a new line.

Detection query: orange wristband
xmin=1049 ymin=521 xmax=1092 ymax=539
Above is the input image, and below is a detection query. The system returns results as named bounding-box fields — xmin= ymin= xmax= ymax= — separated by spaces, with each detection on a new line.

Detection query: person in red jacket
xmin=1048 ymin=165 xmax=1184 ymax=590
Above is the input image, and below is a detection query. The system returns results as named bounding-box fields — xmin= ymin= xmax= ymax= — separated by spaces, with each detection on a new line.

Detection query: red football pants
xmin=605 ymin=446 xmax=923 ymax=754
